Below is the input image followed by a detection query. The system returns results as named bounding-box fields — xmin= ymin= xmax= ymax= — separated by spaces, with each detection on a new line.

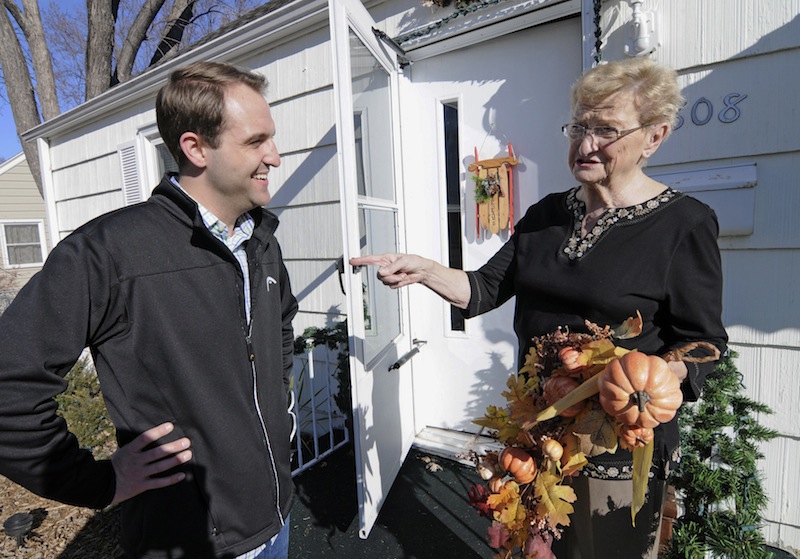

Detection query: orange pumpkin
xmin=543 ymin=376 xmax=585 ymax=417
xmin=598 ymin=351 xmax=683 ymax=429
xmin=498 ymin=447 xmax=537 ymax=484
xmin=619 ymin=424 xmax=655 ymax=450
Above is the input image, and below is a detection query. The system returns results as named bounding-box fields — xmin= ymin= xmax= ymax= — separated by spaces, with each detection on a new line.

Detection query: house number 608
xmin=674 ymin=93 xmax=747 ymax=130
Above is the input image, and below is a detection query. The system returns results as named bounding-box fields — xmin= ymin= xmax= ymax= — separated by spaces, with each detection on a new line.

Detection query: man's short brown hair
xmin=156 ymin=61 xmax=268 ymax=170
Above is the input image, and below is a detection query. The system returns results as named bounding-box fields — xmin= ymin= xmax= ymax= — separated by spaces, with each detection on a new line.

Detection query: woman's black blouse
xmin=463 ymin=187 xmax=728 ymax=477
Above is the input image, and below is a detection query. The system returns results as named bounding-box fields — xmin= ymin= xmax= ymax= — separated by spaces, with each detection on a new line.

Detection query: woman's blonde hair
xmin=571 ymin=57 xmax=684 ymax=133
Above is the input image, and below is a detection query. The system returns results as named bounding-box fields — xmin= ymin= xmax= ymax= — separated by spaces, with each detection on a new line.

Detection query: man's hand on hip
xmin=110 ymin=422 xmax=192 ymax=506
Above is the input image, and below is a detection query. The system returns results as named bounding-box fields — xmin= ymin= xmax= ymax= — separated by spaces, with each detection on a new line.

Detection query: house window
xmin=156 ymin=143 xmax=179 ymax=176
xmin=132 ymin=126 xmax=179 ymax=199
xmin=2 ymin=221 xmax=45 ymax=267
xmin=443 ymin=102 xmax=465 ymax=332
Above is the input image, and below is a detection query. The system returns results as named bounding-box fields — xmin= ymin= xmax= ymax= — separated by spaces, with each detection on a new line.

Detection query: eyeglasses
xmin=561 ymin=123 xmax=646 ymax=143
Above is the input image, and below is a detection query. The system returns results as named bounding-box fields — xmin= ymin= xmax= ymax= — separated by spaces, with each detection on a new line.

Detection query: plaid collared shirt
xmin=171 ymin=178 xmax=254 ymax=323
xmin=198 ymin=207 xmax=255 ymax=324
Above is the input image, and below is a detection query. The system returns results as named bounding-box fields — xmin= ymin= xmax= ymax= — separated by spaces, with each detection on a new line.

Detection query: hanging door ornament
xmin=468 ymin=143 xmax=518 ymax=236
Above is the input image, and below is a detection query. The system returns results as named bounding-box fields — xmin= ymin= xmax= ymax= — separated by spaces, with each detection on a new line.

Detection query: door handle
xmin=388 ymin=339 xmax=427 ymax=371
xmin=337 ymin=256 xmax=346 ymax=295
xmin=337 ymin=255 xmax=364 ymax=295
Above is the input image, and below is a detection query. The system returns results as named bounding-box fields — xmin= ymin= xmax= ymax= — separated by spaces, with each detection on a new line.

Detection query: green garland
xmin=664 ymin=351 xmax=779 ymax=559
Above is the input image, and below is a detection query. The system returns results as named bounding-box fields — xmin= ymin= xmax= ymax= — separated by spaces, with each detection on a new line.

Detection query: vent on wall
xmin=117 ymin=141 xmax=142 ymax=206
xmin=648 ymin=164 xmax=756 ymax=237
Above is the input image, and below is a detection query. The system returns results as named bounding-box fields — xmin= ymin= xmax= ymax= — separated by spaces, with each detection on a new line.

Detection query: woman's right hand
xmin=349 ymin=253 xmax=471 ymax=308
xmin=349 ymin=253 xmax=431 ymax=288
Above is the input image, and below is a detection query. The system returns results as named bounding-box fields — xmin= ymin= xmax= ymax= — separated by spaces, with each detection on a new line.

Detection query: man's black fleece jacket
xmin=0 ymin=176 xmax=299 ymax=558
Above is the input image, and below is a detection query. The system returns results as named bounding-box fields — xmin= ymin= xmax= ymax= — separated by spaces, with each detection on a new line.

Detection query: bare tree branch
xmin=114 ymin=0 xmax=167 ymax=84
xmin=2 ymin=0 xmax=24 ymax=24
xmin=0 ymin=4 xmax=43 ymax=194
xmin=149 ymin=0 xmax=195 ymax=68
xmin=18 ymin=0 xmax=59 ymax=119
xmin=85 ymin=0 xmax=115 ymax=99
xmin=4 ymin=0 xmax=59 ymax=120
xmin=43 ymin=1 xmax=87 ymax=109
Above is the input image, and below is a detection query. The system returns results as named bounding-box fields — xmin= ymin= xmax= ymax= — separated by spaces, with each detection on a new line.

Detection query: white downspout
xmin=36 ymin=137 xmax=59 ymax=252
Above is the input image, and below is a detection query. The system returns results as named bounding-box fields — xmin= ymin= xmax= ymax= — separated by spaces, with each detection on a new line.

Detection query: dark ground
xmin=4 ymin=444 xmax=796 ymax=558
xmin=289 ymin=446 xmax=494 ymax=559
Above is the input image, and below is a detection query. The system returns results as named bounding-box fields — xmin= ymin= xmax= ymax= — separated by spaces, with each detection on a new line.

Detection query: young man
xmin=0 ymin=61 xmax=298 ymax=559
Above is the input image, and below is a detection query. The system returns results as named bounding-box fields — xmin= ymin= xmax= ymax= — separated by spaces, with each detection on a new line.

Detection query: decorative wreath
xmin=467 ymin=312 xmax=719 ymax=559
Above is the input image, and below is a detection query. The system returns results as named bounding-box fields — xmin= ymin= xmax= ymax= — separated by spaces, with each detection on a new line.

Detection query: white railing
xmin=289 ymin=343 xmax=349 ymax=476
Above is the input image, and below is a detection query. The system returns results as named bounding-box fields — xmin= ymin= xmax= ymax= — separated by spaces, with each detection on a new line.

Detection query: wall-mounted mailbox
xmin=648 ymin=164 xmax=756 ymax=237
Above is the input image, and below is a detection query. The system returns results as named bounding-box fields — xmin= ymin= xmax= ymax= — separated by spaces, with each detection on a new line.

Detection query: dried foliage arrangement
xmin=467 ymin=313 xmax=719 ymax=559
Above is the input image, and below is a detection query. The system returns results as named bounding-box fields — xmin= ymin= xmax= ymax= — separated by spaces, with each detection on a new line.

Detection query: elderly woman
xmin=351 ymin=57 xmax=727 ymax=558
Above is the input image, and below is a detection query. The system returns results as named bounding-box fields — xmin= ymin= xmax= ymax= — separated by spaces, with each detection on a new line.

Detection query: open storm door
xmin=330 ymin=0 xmax=415 ymax=539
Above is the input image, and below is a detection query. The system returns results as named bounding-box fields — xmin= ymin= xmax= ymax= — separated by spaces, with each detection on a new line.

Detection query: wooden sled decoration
xmin=468 ymin=144 xmax=518 ymax=236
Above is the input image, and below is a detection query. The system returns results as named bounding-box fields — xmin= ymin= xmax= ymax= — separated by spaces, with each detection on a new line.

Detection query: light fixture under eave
xmin=624 ymin=0 xmax=659 ymax=57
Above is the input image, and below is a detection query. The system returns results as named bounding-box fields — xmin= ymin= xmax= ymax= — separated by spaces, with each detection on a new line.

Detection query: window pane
xmin=443 ymin=103 xmax=465 ymax=332
xmin=358 ymin=207 xmax=400 ymax=362
xmin=4 ymin=224 xmax=43 ymax=266
xmin=156 ymin=143 xmax=179 ymax=175
xmin=8 ymin=245 xmax=42 ymax=265
xmin=5 ymin=224 xmax=38 ymax=244
xmin=349 ymin=31 xmax=395 ymax=202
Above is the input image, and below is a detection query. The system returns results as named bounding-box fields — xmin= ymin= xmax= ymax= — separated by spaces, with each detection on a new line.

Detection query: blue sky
xmin=0 ymin=103 xmax=23 ymax=161
xmin=0 ymin=0 xmax=81 ymax=162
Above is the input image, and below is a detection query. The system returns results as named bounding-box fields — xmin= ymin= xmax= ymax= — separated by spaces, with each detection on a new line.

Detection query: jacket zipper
xmin=243 ymin=247 xmax=285 ymax=527
xmin=246 ymin=322 xmax=285 ymax=526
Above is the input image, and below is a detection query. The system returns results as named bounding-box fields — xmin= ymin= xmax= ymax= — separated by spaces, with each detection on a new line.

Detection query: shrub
xmin=55 ymin=356 xmax=117 ymax=459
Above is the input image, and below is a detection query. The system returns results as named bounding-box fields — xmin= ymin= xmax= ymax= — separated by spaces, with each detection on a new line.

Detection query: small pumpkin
xmin=619 ymin=424 xmax=655 ymax=450
xmin=476 ymin=455 xmax=500 ymax=480
xmin=498 ymin=447 xmax=537 ymax=484
xmin=598 ymin=351 xmax=683 ymax=429
xmin=541 ymin=439 xmax=564 ymax=461
xmin=542 ymin=376 xmax=585 ymax=417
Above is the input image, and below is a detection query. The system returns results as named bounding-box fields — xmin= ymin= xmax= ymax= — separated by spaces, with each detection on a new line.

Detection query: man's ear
xmin=179 ymin=132 xmax=207 ymax=169
xmin=642 ymin=121 xmax=670 ymax=159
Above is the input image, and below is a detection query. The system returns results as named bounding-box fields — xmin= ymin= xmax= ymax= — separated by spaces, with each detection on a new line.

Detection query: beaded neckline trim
xmin=562 ymin=187 xmax=680 ymax=261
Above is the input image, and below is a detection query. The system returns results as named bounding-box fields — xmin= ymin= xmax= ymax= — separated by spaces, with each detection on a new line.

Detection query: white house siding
xmin=600 ymin=0 xmax=800 ymax=550
xmin=47 ymin=99 xmax=157 ymax=239
xmin=243 ymin=27 xmax=348 ymax=334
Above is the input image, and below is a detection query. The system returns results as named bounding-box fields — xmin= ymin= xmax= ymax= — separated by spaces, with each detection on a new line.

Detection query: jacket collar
xmin=151 ymin=173 xmax=280 ymax=239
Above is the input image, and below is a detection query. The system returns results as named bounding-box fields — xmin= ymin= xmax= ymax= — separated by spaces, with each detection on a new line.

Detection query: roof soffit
xmin=392 ymin=0 xmax=579 ymax=61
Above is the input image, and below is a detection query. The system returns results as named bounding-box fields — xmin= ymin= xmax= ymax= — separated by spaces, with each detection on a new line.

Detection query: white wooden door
xmin=329 ymin=0 xmax=415 ymax=539
xmin=398 ymin=16 xmax=584 ymax=436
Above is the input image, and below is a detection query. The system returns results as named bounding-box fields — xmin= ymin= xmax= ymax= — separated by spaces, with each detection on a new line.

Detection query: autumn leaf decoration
xmin=467 ymin=312 xmax=718 ymax=558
